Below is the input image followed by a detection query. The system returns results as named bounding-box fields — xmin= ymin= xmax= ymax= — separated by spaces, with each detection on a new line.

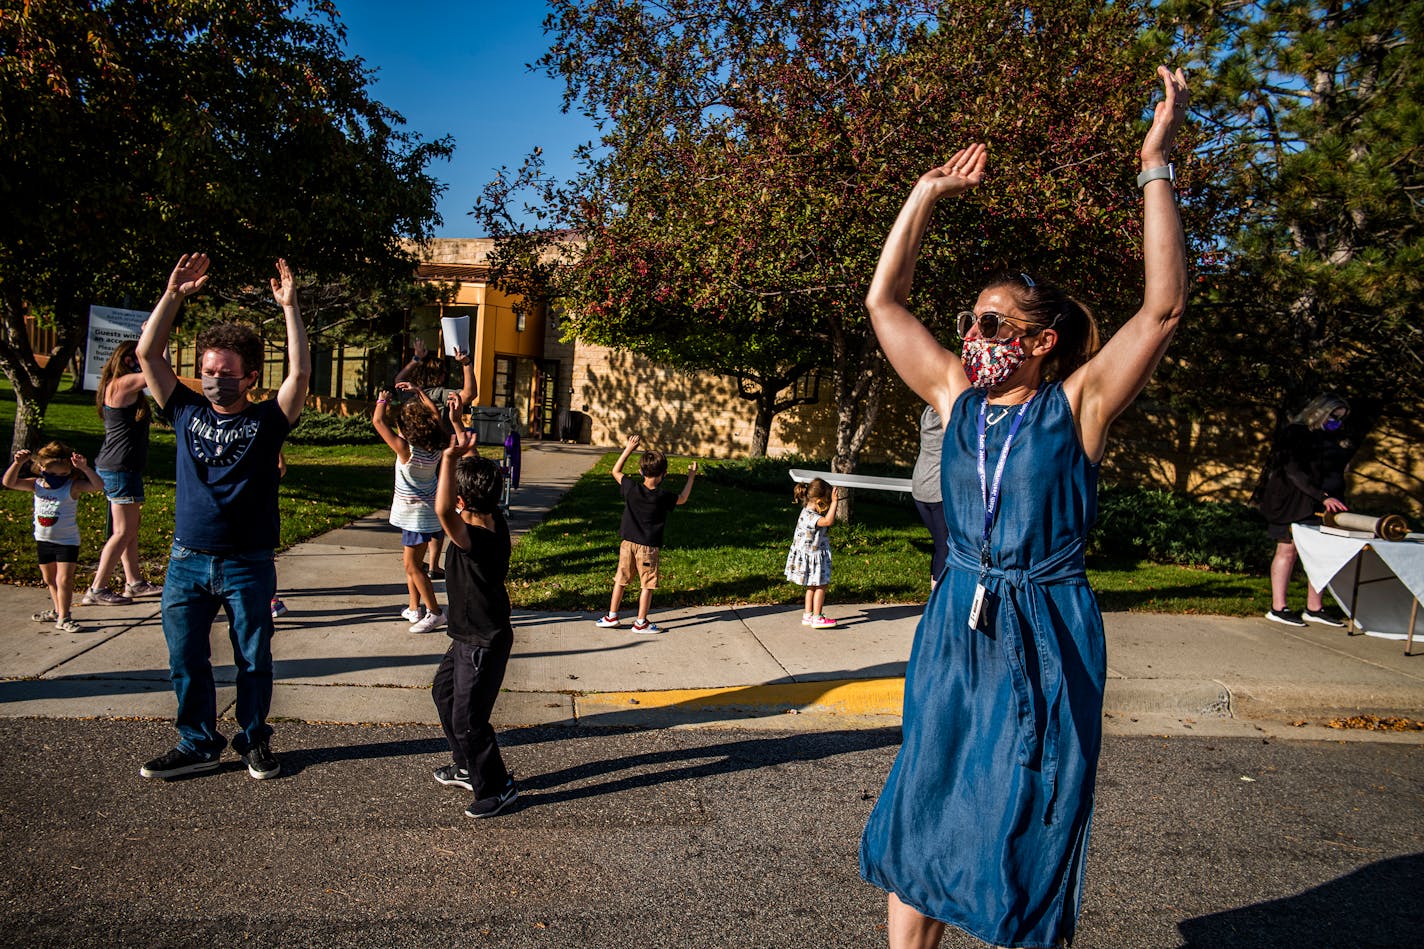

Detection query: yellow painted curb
xmin=576 ymin=677 xmax=905 ymax=717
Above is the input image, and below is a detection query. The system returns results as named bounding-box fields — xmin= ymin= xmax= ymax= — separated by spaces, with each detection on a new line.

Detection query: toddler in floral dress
xmin=784 ymin=477 xmax=842 ymax=629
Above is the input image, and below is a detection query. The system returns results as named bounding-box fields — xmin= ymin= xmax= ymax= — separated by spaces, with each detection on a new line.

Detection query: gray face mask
xmin=201 ymin=374 xmax=247 ymax=407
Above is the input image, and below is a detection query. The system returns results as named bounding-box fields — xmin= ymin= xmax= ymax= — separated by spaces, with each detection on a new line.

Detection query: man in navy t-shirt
xmin=136 ymin=254 xmax=310 ymax=782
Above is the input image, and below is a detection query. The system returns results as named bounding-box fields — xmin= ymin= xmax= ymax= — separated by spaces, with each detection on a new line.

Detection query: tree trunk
xmin=1 ymin=293 xmax=84 ymax=457
xmin=750 ymin=402 xmax=773 ymax=457
xmin=828 ymin=323 xmax=888 ymax=522
xmin=8 ymin=381 xmax=48 ymax=456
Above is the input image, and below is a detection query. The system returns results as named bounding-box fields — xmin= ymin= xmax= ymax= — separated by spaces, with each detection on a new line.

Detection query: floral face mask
xmin=961 ymin=336 xmax=1027 ymax=389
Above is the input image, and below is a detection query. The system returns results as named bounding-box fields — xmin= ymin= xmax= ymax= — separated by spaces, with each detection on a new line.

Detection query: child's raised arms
xmin=815 ymin=488 xmax=844 ymax=528
xmin=435 ymin=430 xmax=481 ymax=552
xmin=371 ymin=389 xmax=411 ymax=464
xmin=68 ymin=452 xmax=104 ymax=497
xmin=2 ymin=450 xmax=37 ymax=492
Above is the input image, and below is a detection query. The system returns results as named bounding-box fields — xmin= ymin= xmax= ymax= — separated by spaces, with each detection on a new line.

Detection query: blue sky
xmin=334 ymin=1 xmax=598 ymax=237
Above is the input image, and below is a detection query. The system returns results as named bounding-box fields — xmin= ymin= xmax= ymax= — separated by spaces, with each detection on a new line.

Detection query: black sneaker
xmin=241 ymin=739 xmax=281 ymax=780
xmin=433 ymin=764 xmax=474 ymax=791
xmin=1265 ymin=608 xmax=1307 ymax=627
xmin=1302 ymin=608 xmax=1345 ymax=628
xmin=139 ymin=747 xmax=221 ymax=780
xmin=464 ymin=777 xmax=518 ymax=819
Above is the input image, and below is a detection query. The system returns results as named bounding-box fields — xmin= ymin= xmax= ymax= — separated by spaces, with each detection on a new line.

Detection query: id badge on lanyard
xmin=969 ymin=395 xmax=1032 ymax=631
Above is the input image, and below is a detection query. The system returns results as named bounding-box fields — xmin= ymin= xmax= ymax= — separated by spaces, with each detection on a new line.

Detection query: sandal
xmin=31 ymin=609 xmax=58 ymax=623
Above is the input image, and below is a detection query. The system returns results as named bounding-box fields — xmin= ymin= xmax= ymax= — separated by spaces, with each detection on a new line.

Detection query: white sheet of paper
xmin=441 ymin=315 xmax=470 ymax=357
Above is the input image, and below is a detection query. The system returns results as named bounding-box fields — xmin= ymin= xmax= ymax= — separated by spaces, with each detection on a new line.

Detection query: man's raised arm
xmin=138 ymin=254 xmax=210 ymax=410
xmin=270 ymin=259 xmax=311 ymax=425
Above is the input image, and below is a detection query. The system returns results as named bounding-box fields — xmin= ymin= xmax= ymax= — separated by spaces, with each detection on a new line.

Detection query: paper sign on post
xmin=83 ymin=306 xmax=149 ymax=391
xmin=441 ymin=315 xmax=470 ymax=357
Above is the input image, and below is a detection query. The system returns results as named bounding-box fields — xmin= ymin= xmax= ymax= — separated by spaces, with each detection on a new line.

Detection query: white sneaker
xmin=400 ymin=606 xmax=425 ymax=623
xmin=801 ymin=612 xmax=814 ymax=626
xmin=595 ymin=614 xmax=621 ymax=628
xmin=409 ymin=611 xmax=446 ymax=634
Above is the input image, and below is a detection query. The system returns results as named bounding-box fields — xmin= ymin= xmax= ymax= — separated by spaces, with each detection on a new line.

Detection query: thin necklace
xmin=985 ymin=388 xmax=1038 ymax=427
xmin=984 ymin=406 xmax=1013 ymax=427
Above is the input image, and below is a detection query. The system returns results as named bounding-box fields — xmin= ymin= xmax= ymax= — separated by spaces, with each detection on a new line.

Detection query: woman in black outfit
xmin=1254 ymin=393 xmax=1353 ymax=627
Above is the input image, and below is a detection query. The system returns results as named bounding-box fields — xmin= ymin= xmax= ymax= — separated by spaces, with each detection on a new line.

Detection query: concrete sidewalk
xmin=1 ymin=442 xmax=1421 ymax=741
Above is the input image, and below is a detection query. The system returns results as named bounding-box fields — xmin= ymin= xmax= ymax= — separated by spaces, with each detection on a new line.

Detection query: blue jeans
xmin=161 ymin=544 xmax=276 ymax=756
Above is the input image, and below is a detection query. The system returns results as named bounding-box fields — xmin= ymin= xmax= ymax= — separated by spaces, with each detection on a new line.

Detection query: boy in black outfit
xmin=431 ymin=429 xmax=517 ymax=818
xmin=594 ymin=434 xmax=697 ymax=634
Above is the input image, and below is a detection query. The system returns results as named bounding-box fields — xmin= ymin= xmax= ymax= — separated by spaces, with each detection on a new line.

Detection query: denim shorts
xmin=98 ymin=468 xmax=145 ymax=504
xmin=401 ymin=528 xmax=444 ymax=547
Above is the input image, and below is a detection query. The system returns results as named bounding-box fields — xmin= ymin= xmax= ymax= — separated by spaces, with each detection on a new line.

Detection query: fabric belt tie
xmin=947 ymin=538 xmax=1088 ymax=825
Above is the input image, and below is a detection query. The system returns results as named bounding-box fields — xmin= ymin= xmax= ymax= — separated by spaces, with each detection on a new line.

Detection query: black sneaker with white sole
xmin=1265 ymin=608 xmax=1307 ymax=627
xmin=1302 ymin=608 xmax=1345 ymax=628
xmin=433 ymin=764 xmax=474 ymax=791
xmin=465 ymin=777 xmax=519 ymax=818
xmin=240 ymin=739 xmax=281 ymax=780
xmin=139 ymin=746 xmax=221 ymax=779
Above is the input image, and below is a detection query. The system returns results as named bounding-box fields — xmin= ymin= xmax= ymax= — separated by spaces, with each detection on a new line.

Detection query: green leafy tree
xmin=479 ymin=0 xmax=1181 ymax=471
xmin=1156 ymin=0 xmax=1424 ymax=436
xmin=0 ymin=0 xmax=451 ymax=453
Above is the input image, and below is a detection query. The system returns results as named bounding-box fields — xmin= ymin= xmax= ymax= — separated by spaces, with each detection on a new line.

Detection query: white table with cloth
xmin=1291 ymin=523 xmax=1424 ymax=654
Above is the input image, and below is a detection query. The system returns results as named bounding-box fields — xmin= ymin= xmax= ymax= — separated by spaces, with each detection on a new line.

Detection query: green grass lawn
xmin=2 ymin=378 xmax=1297 ymax=615
xmin=510 ymin=453 xmax=1294 ymax=617
xmin=0 ymin=380 xmax=392 ymax=587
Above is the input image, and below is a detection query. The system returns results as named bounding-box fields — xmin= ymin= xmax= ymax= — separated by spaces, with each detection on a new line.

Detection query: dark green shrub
xmin=1089 ymin=485 xmax=1271 ymax=572
xmin=287 ymin=410 xmax=374 ymax=446
xmin=701 ymin=455 xmax=914 ymax=501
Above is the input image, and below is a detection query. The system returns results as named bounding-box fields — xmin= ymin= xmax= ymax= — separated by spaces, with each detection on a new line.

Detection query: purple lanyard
xmin=976 ymin=395 xmax=1033 ymax=574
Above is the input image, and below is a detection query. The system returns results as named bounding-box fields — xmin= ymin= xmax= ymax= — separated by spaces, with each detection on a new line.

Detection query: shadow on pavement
xmin=1177 ymin=852 xmax=1424 ymax=947
xmin=511 ymin=727 xmax=902 ymax=808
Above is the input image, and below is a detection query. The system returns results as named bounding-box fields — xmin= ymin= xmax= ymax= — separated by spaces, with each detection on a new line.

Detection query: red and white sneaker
xmin=595 ymin=614 xmax=621 ymax=628
xmin=810 ymin=615 xmax=838 ymax=629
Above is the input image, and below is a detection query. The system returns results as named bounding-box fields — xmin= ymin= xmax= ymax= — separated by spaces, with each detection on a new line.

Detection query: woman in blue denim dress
xmin=859 ymin=67 xmax=1190 ymax=948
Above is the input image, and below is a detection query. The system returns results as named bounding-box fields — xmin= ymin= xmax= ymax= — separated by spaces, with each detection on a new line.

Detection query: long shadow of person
xmin=1176 ymin=852 xmax=1424 ymax=948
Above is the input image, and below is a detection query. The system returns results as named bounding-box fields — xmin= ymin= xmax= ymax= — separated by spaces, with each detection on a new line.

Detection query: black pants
xmin=914 ymin=498 xmax=948 ymax=583
xmin=432 ymin=629 xmax=512 ymax=797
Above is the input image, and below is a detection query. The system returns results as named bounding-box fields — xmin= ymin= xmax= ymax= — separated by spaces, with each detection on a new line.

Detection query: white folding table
xmin=1291 ymin=524 xmax=1424 ymax=655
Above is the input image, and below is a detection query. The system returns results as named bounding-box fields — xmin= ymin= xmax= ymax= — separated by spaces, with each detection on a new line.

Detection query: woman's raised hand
xmin=1141 ymin=66 xmax=1189 ymax=167
xmin=916 ymin=144 xmax=987 ymax=200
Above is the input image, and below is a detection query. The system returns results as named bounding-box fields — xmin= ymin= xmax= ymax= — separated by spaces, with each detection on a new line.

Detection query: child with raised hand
xmin=430 ymin=428 xmax=518 ymax=819
xmin=785 ymin=477 xmax=843 ymax=629
xmin=373 ymin=387 xmax=446 ymax=633
xmin=595 ymin=434 xmax=697 ymax=634
xmin=3 ymin=442 xmax=105 ymax=632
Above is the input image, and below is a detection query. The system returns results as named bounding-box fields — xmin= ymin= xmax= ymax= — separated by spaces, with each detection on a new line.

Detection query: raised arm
xmin=69 ymin=452 xmax=104 ymax=496
xmin=371 ymin=390 xmax=410 ymax=463
xmin=676 ymin=461 xmax=698 ymax=505
xmin=138 ymin=254 xmax=210 ymax=410
xmin=270 ymin=259 xmax=311 ymax=425
xmin=105 ymin=369 xmax=150 ymax=405
xmin=1070 ymin=67 xmax=1190 ymax=461
xmin=453 ymin=347 xmax=476 ymax=408
xmin=2 ymin=450 xmax=35 ymax=492
xmin=611 ymin=434 xmax=639 ymax=485
xmin=866 ymin=145 xmax=986 ymax=420
xmin=435 ymin=430 xmax=478 ymax=551
xmin=394 ymin=337 xmax=428 ymax=385
xmin=815 ymin=489 xmax=843 ymax=527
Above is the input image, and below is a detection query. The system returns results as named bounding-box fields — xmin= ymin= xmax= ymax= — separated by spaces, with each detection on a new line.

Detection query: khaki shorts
xmin=614 ymin=540 xmax=661 ymax=589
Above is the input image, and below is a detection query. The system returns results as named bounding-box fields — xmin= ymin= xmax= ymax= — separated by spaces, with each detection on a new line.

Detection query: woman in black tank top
xmin=86 ymin=341 xmax=162 ymax=604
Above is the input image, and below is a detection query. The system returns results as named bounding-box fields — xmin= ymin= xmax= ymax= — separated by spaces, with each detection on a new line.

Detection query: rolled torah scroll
xmin=1325 ymin=511 xmax=1410 ymax=542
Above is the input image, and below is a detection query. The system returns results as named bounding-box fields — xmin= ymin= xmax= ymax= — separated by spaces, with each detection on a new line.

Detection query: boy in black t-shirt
xmin=431 ymin=430 xmax=518 ymax=818
xmin=594 ymin=434 xmax=697 ymax=634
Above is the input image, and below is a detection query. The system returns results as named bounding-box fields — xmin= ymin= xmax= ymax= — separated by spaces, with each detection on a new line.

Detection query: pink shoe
xmin=810 ymin=615 xmax=838 ymax=629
